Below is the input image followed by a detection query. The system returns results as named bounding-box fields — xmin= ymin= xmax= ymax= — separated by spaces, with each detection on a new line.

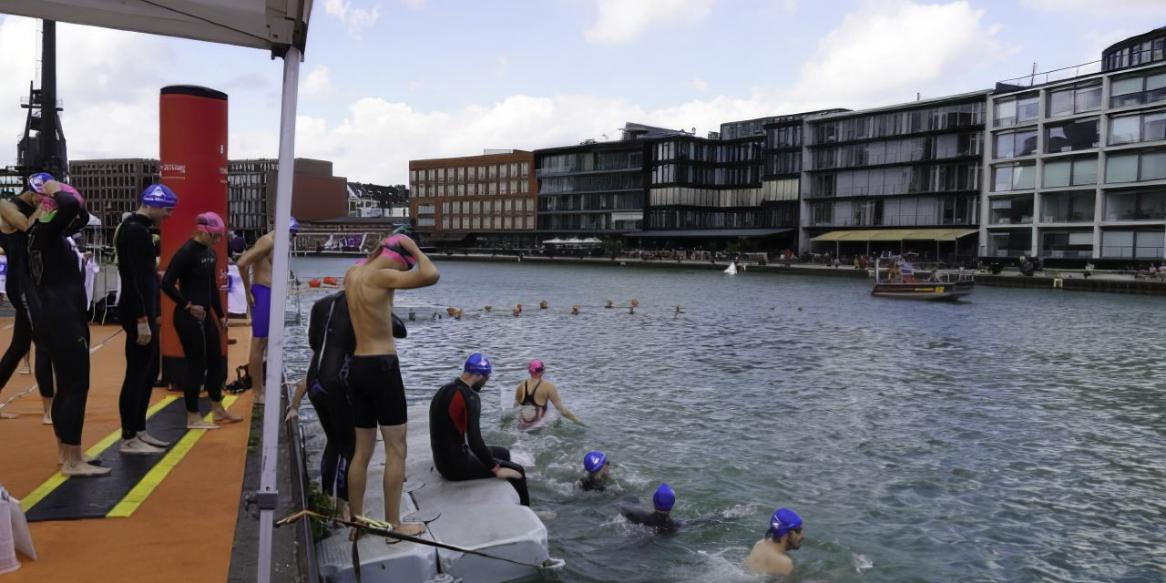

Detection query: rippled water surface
xmin=284 ymin=257 xmax=1166 ymax=583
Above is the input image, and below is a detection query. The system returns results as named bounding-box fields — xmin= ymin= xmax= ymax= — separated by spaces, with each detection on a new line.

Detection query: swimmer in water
xmin=744 ymin=508 xmax=804 ymax=577
xmin=580 ymin=450 xmax=610 ymax=491
xmin=513 ymin=303 xmax=522 ymax=317
xmin=618 ymin=483 xmax=678 ymax=534
xmin=513 ymin=359 xmax=583 ymax=426
xmin=446 ymin=307 xmax=463 ymax=320
xmin=571 ymin=305 xmax=580 ymax=315
xmin=539 ymin=300 xmax=548 ymax=310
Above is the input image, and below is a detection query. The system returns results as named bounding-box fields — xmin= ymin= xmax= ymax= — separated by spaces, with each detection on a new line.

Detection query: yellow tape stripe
xmin=20 ymin=396 xmax=180 ymax=512
xmin=107 ymin=395 xmax=239 ymax=518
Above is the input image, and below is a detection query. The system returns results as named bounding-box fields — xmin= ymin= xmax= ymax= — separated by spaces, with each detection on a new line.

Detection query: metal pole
xmin=256 ymin=44 xmax=301 ymax=583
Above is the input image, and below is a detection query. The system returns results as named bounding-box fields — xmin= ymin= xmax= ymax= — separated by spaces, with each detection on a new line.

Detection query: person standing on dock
xmin=744 ymin=508 xmax=804 ymax=576
xmin=115 ymin=184 xmax=178 ymax=454
xmin=24 ymin=174 xmax=106 ymax=476
xmin=236 ymin=217 xmax=299 ymax=405
xmin=344 ymin=233 xmax=439 ymax=537
xmin=0 ymin=185 xmax=54 ymax=422
xmin=161 ymin=212 xmax=242 ymax=429
xmin=513 ymin=359 xmax=583 ymax=426
xmin=430 ymin=353 xmax=530 ymax=505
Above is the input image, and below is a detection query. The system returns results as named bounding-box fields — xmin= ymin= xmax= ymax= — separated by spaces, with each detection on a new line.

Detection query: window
xmin=990 ymin=195 xmax=1033 ymax=224
xmin=993 ymin=163 xmax=1035 ymax=191
xmin=1047 ymin=81 xmax=1101 ymax=117
xmin=1105 ymin=189 xmax=1166 ymax=221
xmin=993 ymin=94 xmax=1039 ymax=128
xmin=1041 ymin=191 xmax=1095 ymax=222
xmin=988 ymin=229 xmax=1030 ymax=257
xmin=1110 ymin=72 xmax=1166 ymax=107
xmin=1041 ymin=230 xmax=1094 ymax=258
xmin=1102 ymin=230 xmax=1165 ymax=258
xmin=994 ymin=130 xmax=1037 ymax=159
xmin=1106 ymin=151 xmax=1166 ymax=183
xmin=1108 ymin=112 xmax=1166 ymax=145
xmin=1045 ymin=119 xmax=1098 ymax=152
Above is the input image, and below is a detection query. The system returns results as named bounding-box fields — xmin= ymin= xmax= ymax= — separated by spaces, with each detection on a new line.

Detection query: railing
xmin=1100 ymin=245 xmax=1165 ymax=258
xmin=996 ymin=60 xmax=1101 ymax=90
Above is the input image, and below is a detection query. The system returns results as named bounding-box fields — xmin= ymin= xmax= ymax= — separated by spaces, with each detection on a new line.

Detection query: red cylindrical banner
xmin=159 ymin=85 xmax=229 ymax=385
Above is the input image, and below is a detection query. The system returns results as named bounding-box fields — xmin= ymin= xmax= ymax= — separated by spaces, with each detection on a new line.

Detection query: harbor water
xmin=284 ymin=257 xmax=1165 ymax=583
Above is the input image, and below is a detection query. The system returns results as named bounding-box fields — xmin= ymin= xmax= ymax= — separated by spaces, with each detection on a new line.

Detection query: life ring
xmin=308 ymin=279 xmax=322 ymax=288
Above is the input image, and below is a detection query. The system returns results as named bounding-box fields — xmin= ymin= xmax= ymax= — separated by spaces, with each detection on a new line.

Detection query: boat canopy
xmin=811 ymin=228 xmax=978 ymax=242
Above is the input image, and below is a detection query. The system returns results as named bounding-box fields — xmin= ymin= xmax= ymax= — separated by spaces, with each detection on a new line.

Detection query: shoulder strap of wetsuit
xmin=528 ymin=380 xmax=542 ymax=405
xmin=315 ymin=297 xmax=337 ymax=373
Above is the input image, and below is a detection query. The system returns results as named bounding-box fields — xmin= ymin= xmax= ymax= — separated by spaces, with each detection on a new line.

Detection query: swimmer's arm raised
xmin=546 ymin=386 xmax=583 ymax=425
xmin=368 ymin=236 xmax=439 ymax=290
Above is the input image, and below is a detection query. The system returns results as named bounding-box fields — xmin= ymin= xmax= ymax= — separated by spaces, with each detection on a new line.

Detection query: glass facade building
xmin=535 ymin=140 xmax=649 ymax=234
xmin=983 ymin=53 xmax=1166 ymax=261
xmin=801 ymin=93 xmax=988 ymax=254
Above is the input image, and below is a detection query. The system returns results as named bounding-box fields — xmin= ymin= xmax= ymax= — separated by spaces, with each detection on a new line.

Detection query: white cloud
xmin=323 ymin=0 xmax=382 ymax=38
xmin=301 ymin=65 xmax=334 ymax=97
xmin=585 ymin=0 xmax=716 ymax=44
xmin=1023 ymin=0 xmax=1166 ymax=17
xmin=691 ymin=77 xmax=708 ymax=91
xmin=792 ymin=1 xmax=1010 ymax=106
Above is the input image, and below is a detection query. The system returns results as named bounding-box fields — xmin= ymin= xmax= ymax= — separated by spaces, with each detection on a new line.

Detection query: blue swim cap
xmin=463 ymin=353 xmax=492 ymax=376
xmin=28 ymin=172 xmax=54 ymax=193
xmin=653 ymin=483 xmax=676 ymax=511
xmin=584 ymin=451 xmax=607 ymax=473
xmin=141 ymin=184 xmax=178 ymax=208
xmin=289 ymin=216 xmax=300 ymax=234
xmin=768 ymin=508 xmax=803 ymax=539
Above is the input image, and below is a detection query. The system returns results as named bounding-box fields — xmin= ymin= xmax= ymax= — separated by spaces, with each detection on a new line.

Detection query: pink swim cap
xmin=38 ymin=183 xmax=85 ymax=211
xmin=196 ymin=211 xmax=226 ymax=234
xmin=380 ymin=234 xmax=417 ymax=268
xmin=528 ymin=359 xmax=545 ymax=375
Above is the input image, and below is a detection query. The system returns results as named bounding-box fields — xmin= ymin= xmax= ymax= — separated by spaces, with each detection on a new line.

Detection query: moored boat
xmin=871 ymin=258 xmax=975 ymax=301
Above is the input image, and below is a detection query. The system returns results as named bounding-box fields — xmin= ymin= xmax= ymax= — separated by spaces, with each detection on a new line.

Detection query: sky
xmin=0 ymin=0 xmax=1164 ymax=185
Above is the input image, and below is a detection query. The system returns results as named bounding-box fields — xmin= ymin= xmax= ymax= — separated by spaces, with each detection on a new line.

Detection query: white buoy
xmin=724 ymin=261 xmax=738 ymax=275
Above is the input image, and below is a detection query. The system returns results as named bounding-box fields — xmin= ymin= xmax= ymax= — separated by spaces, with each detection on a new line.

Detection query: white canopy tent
xmin=0 ymin=3 xmax=312 ymax=582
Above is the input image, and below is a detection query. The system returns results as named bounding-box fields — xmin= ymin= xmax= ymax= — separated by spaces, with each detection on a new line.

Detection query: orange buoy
xmin=308 ymin=279 xmax=322 ymax=288
xmin=323 ymin=276 xmax=339 ymax=286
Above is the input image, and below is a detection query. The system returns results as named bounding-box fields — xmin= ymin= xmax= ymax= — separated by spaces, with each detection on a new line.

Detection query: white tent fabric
xmin=1 ymin=0 xmax=310 ymax=52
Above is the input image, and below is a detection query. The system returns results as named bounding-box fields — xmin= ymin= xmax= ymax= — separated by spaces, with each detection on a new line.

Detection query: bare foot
xmin=187 ymin=421 xmax=221 ymax=430
xmin=58 ymin=454 xmax=98 ymax=465
xmin=61 ymin=460 xmax=112 ymax=477
xmin=42 ymin=414 xmax=53 ymax=425
xmin=0 ymin=411 xmax=16 ymax=420
xmin=392 ymin=522 xmax=426 ymax=537
xmin=214 ymin=411 xmax=244 ymax=424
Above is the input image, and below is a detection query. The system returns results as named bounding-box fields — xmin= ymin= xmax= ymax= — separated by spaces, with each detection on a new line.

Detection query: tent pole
xmin=256 ymin=44 xmax=301 ymax=583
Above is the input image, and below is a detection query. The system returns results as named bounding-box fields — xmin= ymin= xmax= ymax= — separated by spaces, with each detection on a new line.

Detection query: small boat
xmin=724 ymin=261 xmax=738 ymax=275
xmin=871 ymin=258 xmax=974 ymax=301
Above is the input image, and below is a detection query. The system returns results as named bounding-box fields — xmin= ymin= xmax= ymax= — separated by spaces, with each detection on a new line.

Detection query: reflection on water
xmin=285 ymin=257 xmax=1166 ymax=583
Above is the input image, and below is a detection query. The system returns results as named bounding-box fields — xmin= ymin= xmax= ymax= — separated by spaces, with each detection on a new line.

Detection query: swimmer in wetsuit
xmin=744 ymin=507 xmax=805 ymax=577
xmin=0 ymin=186 xmax=54 ymax=422
xmin=512 ymin=359 xmax=583 ymax=426
xmin=24 ymin=174 xmax=107 ymax=476
xmin=580 ymin=450 xmax=610 ymax=491
xmin=430 ymin=353 xmax=530 ymax=505
xmin=161 ymin=212 xmax=242 ymax=429
xmin=619 ymin=483 xmax=678 ymax=534
xmin=236 ymin=217 xmax=298 ymax=405
xmin=116 ymin=184 xmax=178 ymax=454
xmin=344 ymin=233 xmax=438 ymax=538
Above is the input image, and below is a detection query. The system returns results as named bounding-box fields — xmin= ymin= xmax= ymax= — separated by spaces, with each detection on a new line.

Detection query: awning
xmin=2 ymin=0 xmax=310 ymax=53
xmin=630 ymin=228 xmax=793 ymax=238
xmin=811 ymin=228 xmax=977 ymax=242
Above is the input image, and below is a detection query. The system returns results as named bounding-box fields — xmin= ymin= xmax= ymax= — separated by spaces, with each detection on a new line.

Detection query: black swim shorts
xmin=346 ymin=354 xmax=407 ymax=428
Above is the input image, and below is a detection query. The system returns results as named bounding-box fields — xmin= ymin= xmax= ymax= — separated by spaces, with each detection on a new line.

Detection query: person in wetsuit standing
xmin=115 ymin=184 xmax=178 ymax=453
xmin=430 ymin=353 xmax=530 ymax=505
xmin=24 ymin=174 xmax=107 ymax=476
xmin=0 ymin=187 xmax=54 ymax=422
xmin=161 ymin=212 xmax=242 ymax=429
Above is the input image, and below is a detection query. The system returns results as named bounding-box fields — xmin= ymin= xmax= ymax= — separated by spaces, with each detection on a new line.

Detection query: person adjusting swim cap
xmin=581 ymin=450 xmax=610 ymax=491
xmin=744 ymin=507 xmax=805 ymax=577
xmin=619 ymin=482 xmax=679 ymax=534
xmin=196 ymin=211 xmax=226 ymax=234
xmin=653 ymin=483 xmax=676 ymax=511
xmin=27 ymin=172 xmax=53 ymax=194
xmin=141 ymin=184 xmax=178 ymax=208
xmin=464 ymin=352 xmax=492 ymax=376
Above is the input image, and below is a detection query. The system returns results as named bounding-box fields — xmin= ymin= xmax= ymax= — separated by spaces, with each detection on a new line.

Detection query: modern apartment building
xmin=982 ymin=28 xmax=1166 ymax=262
xmin=408 ymin=150 xmax=537 ymax=246
xmin=535 ymin=136 xmax=650 ymax=236
xmin=802 ymin=92 xmax=988 ymax=259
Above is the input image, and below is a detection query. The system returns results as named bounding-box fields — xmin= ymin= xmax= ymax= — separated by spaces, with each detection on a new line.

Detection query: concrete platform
xmin=315 ymin=406 xmax=549 ymax=583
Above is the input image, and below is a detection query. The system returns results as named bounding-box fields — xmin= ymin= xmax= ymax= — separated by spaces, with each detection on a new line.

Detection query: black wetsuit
xmin=429 ymin=378 xmax=530 ymax=505
xmin=517 ymin=379 xmax=546 ymax=424
xmin=580 ymin=474 xmax=607 ymax=492
xmin=0 ymin=196 xmax=53 ymax=398
xmin=307 ymin=292 xmax=357 ymax=501
xmin=115 ymin=213 xmax=161 ymax=439
xmin=618 ymin=501 xmax=678 ymax=534
xmin=26 ymin=190 xmax=91 ymax=446
xmin=161 ymin=239 xmax=225 ymax=413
